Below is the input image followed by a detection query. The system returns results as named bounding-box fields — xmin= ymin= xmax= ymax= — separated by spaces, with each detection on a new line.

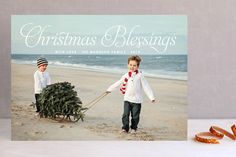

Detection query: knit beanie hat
xmin=37 ymin=57 xmax=48 ymax=67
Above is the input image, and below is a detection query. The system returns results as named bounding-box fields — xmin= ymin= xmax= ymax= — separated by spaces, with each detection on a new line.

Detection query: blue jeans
xmin=35 ymin=94 xmax=40 ymax=112
xmin=122 ymin=101 xmax=141 ymax=132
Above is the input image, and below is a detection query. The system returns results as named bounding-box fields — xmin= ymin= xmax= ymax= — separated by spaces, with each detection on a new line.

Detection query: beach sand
xmin=11 ymin=63 xmax=187 ymax=141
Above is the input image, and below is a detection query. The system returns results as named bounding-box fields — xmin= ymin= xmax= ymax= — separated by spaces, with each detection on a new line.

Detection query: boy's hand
xmin=106 ymin=91 xmax=111 ymax=94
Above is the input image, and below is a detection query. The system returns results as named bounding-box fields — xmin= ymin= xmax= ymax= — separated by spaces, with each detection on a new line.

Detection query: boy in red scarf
xmin=106 ymin=55 xmax=155 ymax=133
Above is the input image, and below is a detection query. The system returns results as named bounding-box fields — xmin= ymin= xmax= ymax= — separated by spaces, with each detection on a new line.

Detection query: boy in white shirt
xmin=34 ymin=57 xmax=51 ymax=113
xmin=106 ymin=55 xmax=155 ymax=133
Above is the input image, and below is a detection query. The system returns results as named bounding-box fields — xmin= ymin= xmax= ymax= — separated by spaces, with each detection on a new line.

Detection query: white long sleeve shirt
xmin=107 ymin=72 xmax=155 ymax=103
xmin=34 ymin=70 xmax=51 ymax=94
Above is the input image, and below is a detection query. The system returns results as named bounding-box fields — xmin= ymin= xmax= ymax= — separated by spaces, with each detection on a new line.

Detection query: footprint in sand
xmin=86 ymin=123 xmax=155 ymax=141
xmin=24 ymin=131 xmax=47 ymax=137
xmin=14 ymin=122 xmax=24 ymax=126
xmin=60 ymin=125 xmax=65 ymax=128
xmin=86 ymin=123 xmax=117 ymax=134
xmin=118 ymin=130 xmax=155 ymax=141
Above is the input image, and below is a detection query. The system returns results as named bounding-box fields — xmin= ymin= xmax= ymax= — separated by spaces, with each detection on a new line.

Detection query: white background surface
xmin=1 ymin=1 xmax=235 ymax=156
xmin=1 ymin=119 xmax=235 ymax=157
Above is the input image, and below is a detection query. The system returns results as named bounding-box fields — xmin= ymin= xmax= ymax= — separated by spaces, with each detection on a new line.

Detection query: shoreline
xmin=11 ymin=62 xmax=187 ymax=81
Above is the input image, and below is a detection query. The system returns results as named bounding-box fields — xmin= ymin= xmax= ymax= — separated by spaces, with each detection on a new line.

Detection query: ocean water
xmin=11 ymin=54 xmax=187 ymax=80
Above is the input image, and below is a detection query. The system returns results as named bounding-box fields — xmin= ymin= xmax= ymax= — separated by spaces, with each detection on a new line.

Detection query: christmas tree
xmin=38 ymin=82 xmax=86 ymax=122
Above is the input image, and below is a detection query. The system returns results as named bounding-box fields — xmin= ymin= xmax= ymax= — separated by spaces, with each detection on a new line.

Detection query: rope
xmin=83 ymin=92 xmax=108 ymax=113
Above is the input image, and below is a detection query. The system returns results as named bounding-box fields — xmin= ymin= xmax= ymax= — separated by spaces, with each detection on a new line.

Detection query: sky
xmin=12 ymin=15 xmax=187 ymax=55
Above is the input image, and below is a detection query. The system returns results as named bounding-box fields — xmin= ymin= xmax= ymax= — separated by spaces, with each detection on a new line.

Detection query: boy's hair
xmin=128 ymin=55 xmax=142 ymax=66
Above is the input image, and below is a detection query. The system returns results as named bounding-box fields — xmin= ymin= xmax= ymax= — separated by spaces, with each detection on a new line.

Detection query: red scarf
xmin=120 ymin=70 xmax=138 ymax=94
